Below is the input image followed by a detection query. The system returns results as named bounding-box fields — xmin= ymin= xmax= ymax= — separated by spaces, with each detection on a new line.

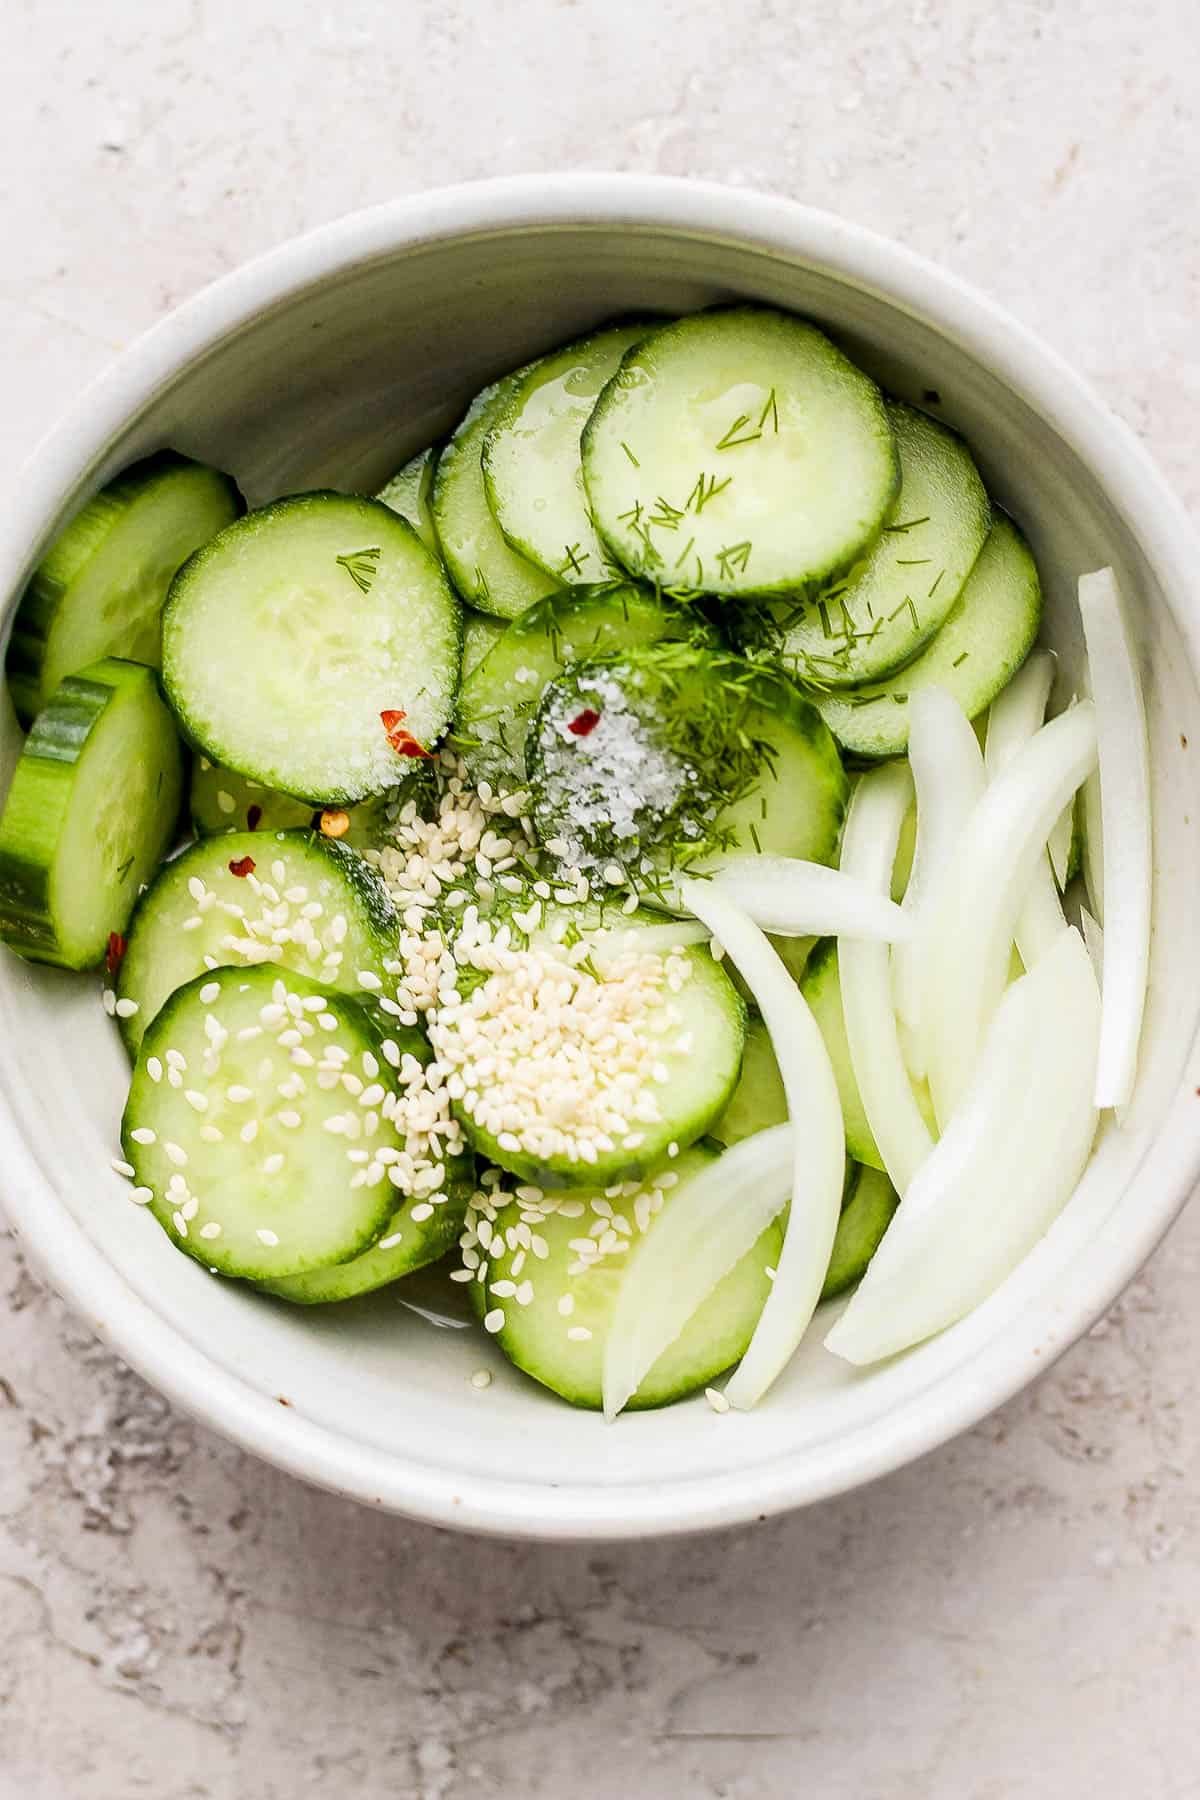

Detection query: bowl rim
xmin=4 ymin=171 xmax=1199 ymax=1539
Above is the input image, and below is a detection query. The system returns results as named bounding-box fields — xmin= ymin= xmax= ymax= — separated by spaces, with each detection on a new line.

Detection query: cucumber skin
xmin=820 ymin=1164 xmax=899 ymax=1302
xmin=452 ymin=948 xmax=748 ymax=1189
xmin=115 ymin=827 xmax=399 ymax=1056
xmin=0 ymin=660 xmax=183 ymax=970
xmin=7 ymin=453 xmax=243 ymax=725
xmin=469 ymin=1144 xmax=783 ymax=1411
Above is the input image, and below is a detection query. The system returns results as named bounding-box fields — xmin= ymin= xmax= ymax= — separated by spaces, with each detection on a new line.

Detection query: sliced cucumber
xmin=711 ymin=1013 xmax=787 ymax=1146
xmin=258 ymin=1027 xmax=474 ymax=1303
xmin=462 ymin=610 xmax=508 ymax=677
xmin=438 ymin=926 xmax=746 ymax=1187
xmin=815 ymin=515 xmax=1042 ymax=759
xmin=122 ymin=967 xmax=402 ymax=1280
xmin=116 ymin=829 xmax=398 ymax=1055
xmin=376 ymin=447 xmax=439 ymax=553
xmin=468 ymin=1144 xmax=782 ymax=1410
xmin=189 ymin=757 xmax=388 ymax=849
xmin=162 ymin=494 xmax=461 ymax=804
xmin=0 ymin=659 xmax=183 ymax=970
xmin=801 ymin=938 xmax=936 ymax=1170
xmin=582 ymin=307 xmax=899 ymax=598
xmin=431 ymin=377 xmax=559 ymax=619
xmin=820 ymin=1164 xmax=899 ymax=1302
xmin=452 ymin=580 xmax=711 ymax=789
xmin=759 ymin=403 xmax=991 ymax=687
xmin=7 ymin=453 xmax=243 ymax=725
xmin=526 ymin=645 xmax=848 ymax=887
xmin=482 ymin=321 xmax=651 ymax=583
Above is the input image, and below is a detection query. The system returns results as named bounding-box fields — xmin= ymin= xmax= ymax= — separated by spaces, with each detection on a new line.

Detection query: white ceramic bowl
xmin=2 ymin=175 xmax=1198 ymax=1540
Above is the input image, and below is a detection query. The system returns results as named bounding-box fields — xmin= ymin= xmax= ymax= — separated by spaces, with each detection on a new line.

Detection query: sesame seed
xmin=129 ymin=1128 xmax=156 ymax=1145
xmin=556 ymin=1294 xmax=575 ymax=1316
xmin=357 ymin=970 xmax=383 ymax=991
xmin=199 ymin=982 xmax=221 ymax=1005
xmin=483 ymin=1308 xmax=506 ymax=1334
xmin=164 ymin=1142 xmax=188 ymax=1167
xmin=184 ymin=1089 xmax=209 ymax=1113
xmin=114 ymin=998 xmax=139 ymax=1019
xmin=172 ymin=1211 xmax=189 ymax=1236
xmin=110 ymin=1157 xmax=135 ymax=1179
xmin=255 ymin=1228 xmax=280 ymax=1246
xmin=705 ymin=1387 xmax=731 ymax=1415
xmin=225 ymin=1085 xmax=253 ymax=1104
xmin=130 ymin=1187 xmax=154 ymax=1206
xmin=470 ymin=1369 xmax=493 ymax=1390
xmin=410 ymin=1202 xmax=434 ymax=1222
xmin=146 ymin=1057 xmax=163 ymax=1084
xmin=166 ymin=1051 xmax=187 ymax=1070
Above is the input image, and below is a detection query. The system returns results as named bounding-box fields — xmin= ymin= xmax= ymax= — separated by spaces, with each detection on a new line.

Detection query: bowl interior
xmin=3 ymin=199 xmax=1199 ymax=1532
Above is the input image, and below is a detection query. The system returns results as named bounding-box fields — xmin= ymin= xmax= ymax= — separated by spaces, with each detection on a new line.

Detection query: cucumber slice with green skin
xmin=0 ymin=659 xmax=183 ymax=970
xmin=468 ymin=1144 xmax=782 ymax=1410
xmin=441 ymin=933 xmax=746 ymax=1188
xmin=581 ymin=306 xmax=899 ymax=599
xmin=258 ymin=1029 xmax=474 ymax=1303
xmin=711 ymin=1013 xmax=788 ymax=1146
xmin=815 ymin=515 xmax=1042 ymax=759
xmin=7 ymin=452 xmax=243 ymax=725
xmin=122 ymin=967 xmax=404 ymax=1281
xmin=461 ymin=609 xmax=508 ymax=678
xmin=431 ymin=377 xmax=560 ymax=620
xmin=189 ymin=757 xmax=388 ymax=850
xmin=162 ymin=494 xmax=461 ymax=805
xmin=116 ymin=829 xmax=398 ymax=1055
xmin=755 ymin=403 xmax=991 ymax=688
xmin=820 ymin=1164 xmax=899 ymax=1302
xmin=376 ymin=447 xmax=439 ymax=554
xmin=526 ymin=644 xmax=848 ymax=887
xmin=452 ymin=580 xmax=712 ymax=789
xmin=482 ymin=321 xmax=652 ymax=584
xmin=801 ymin=938 xmax=937 ymax=1170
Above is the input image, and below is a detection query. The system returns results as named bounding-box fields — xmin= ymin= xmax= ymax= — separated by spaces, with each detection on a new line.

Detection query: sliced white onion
xmin=983 ymin=650 xmax=1069 ymax=969
xmin=893 ymin=688 xmax=986 ymax=1078
xmin=826 ymin=926 xmax=1100 ymax=1365
xmin=702 ymin=856 xmax=911 ymax=942
xmin=1080 ymin=904 xmax=1104 ymax=983
xmin=921 ymin=702 xmax=1098 ymax=1125
xmin=601 ymin=1125 xmax=792 ymax=1420
xmin=839 ymin=761 xmax=935 ymax=1195
xmin=677 ymin=878 xmax=845 ymax=1412
xmin=590 ymin=918 xmax=712 ymax=958
xmin=1078 ymin=568 xmax=1151 ymax=1110
xmin=1082 ymin=768 xmax=1105 ymax=922
xmin=1047 ymin=799 xmax=1075 ymax=892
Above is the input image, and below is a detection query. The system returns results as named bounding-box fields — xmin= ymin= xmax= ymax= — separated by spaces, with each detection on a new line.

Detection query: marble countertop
xmin=2 ymin=2 xmax=1199 ymax=1794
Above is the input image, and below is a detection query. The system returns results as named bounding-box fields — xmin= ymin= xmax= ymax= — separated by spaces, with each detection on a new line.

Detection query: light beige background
xmin=2 ymin=2 xmax=1198 ymax=1795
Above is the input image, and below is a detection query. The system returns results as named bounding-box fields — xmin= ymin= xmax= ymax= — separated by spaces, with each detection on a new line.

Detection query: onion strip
xmin=983 ymin=650 xmax=1069 ymax=969
xmin=677 ymin=878 xmax=844 ymax=1412
xmin=826 ymin=927 xmax=1100 ymax=1365
xmin=1077 ymin=568 xmax=1151 ymax=1110
xmin=839 ymin=762 xmax=935 ymax=1194
xmin=701 ymin=856 xmax=911 ymax=941
xmin=601 ymin=1126 xmax=792 ymax=1419
xmin=920 ymin=702 xmax=1098 ymax=1125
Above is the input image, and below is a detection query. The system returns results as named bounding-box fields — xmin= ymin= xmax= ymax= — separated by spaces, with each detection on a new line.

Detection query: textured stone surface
xmin=2 ymin=1 xmax=1199 ymax=1794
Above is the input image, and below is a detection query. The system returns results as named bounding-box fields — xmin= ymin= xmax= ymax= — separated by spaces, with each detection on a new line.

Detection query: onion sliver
xmin=678 ymin=878 xmax=844 ymax=1412
xmin=826 ymin=927 xmax=1100 ymax=1366
xmin=893 ymin=688 xmax=986 ymax=1078
xmin=983 ymin=650 xmax=1069 ymax=969
xmin=703 ymin=856 xmax=911 ymax=942
xmin=921 ymin=702 xmax=1098 ymax=1125
xmin=1078 ymin=568 xmax=1151 ymax=1110
xmin=839 ymin=762 xmax=934 ymax=1195
xmin=601 ymin=1125 xmax=792 ymax=1420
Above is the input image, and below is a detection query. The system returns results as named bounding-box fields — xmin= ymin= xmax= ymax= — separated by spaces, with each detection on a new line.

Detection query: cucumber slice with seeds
xmin=7 ymin=452 xmax=242 ymax=725
xmin=483 ymin=321 xmax=652 ymax=583
xmin=189 ymin=758 xmax=388 ymax=849
xmin=116 ymin=829 xmax=397 ymax=1055
xmin=431 ymin=377 xmax=559 ymax=619
xmin=376 ymin=447 xmax=439 ymax=554
xmin=452 ymin=580 xmax=713 ymax=789
xmin=582 ymin=307 xmax=899 ymax=597
xmin=820 ymin=1163 xmax=899 ymax=1303
xmin=0 ymin=659 xmax=184 ymax=970
xmin=162 ymin=494 xmax=461 ymax=804
xmin=756 ymin=402 xmax=991 ymax=687
xmin=468 ymin=1144 xmax=782 ymax=1410
xmin=461 ymin=609 xmax=508 ymax=678
xmin=815 ymin=515 xmax=1042 ymax=758
xmin=122 ymin=967 xmax=403 ymax=1281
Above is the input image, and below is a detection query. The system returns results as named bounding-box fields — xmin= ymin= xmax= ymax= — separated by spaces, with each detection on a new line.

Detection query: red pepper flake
xmin=246 ymin=804 xmax=262 ymax=831
xmin=228 ymin=855 xmax=256 ymax=878
xmin=105 ymin=932 xmax=127 ymax=975
xmin=381 ymin=709 xmax=433 ymax=758
xmin=567 ymin=708 xmax=601 ymax=738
